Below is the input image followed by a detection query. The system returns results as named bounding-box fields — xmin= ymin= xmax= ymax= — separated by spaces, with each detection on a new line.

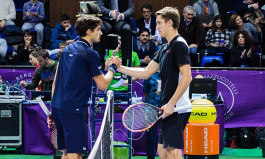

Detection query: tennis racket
xmin=36 ymin=96 xmax=61 ymax=152
xmin=122 ymin=102 xmax=192 ymax=132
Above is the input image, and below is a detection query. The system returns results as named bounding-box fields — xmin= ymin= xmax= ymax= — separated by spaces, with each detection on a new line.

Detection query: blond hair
xmin=156 ymin=7 xmax=180 ymax=29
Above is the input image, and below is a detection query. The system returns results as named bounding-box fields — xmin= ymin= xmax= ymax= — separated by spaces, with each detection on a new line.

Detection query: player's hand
xmin=113 ymin=56 xmax=121 ymax=68
xmin=20 ymin=81 xmax=27 ymax=87
xmin=47 ymin=115 xmax=54 ymax=129
xmin=105 ymin=58 xmax=112 ymax=71
xmin=161 ymin=103 xmax=174 ymax=119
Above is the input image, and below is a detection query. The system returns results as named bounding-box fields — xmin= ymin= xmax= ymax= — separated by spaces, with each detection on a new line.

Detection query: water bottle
xmin=5 ymin=85 xmax=10 ymax=101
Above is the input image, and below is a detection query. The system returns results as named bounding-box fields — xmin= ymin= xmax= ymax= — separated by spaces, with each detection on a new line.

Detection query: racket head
xmin=122 ymin=102 xmax=161 ymax=132
xmin=50 ymin=124 xmax=63 ymax=152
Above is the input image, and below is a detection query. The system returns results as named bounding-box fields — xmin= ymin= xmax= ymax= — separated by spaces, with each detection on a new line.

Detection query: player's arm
xmin=117 ymin=61 xmax=159 ymax=80
xmin=132 ymin=66 xmax=140 ymax=82
xmin=162 ymin=64 xmax=192 ymax=118
xmin=52 ymin=63 xmax=59 ymax=98
xmin=93 ymin=70 xmax=114 ymax=90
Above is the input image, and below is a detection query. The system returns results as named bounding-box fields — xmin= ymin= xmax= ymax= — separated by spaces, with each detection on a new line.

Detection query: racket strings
xmin=50 ymin=126 xmax=59 ymax=151
xmin=124 ymin=104 xmax=158 ymax=130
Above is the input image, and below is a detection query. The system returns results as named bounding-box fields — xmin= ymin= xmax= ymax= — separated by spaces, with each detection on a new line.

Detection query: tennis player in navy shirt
xmin=116 ymin=7 xmax=192 ymax=159
xmin=48 ymin=16 xmax=119 ymax=159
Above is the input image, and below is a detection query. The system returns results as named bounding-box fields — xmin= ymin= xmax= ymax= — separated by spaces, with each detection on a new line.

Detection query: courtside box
xmin=184 ymin=124 xmax=219 ymax=159
xmin=0 ymin=99 xmax=23 ymax=147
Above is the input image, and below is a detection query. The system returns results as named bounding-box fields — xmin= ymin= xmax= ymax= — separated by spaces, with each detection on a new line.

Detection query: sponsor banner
xmin=1 ymin=68 xmax=264 ymax=128
xmin=192 ymin=70 xmax=265 ymax=128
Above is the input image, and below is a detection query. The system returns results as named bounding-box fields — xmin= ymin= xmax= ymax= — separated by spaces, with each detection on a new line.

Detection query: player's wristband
xmin=108 ymin=64 xmax=117 ymax=74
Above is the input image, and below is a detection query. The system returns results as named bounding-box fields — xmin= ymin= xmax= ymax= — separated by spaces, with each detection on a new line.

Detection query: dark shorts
xmin=158 ymin=112 xmax=190 ymax=149
xmin=51 ymin=108 xmax=87 ymax=153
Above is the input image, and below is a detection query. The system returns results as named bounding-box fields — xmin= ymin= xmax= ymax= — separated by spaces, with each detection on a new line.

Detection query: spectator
xmin=179 ymin=5 xmax=206 ymax=66
xmin=17 ymin=30 xmax=37 ymax=65
xmin=230 ymin=30 xmax=253 ymax=67
xmin=95 ymin=0 xmax=135 ymax=68
xmin=29 ymin=50 xmax=39 ymax=67
xmin=105 ymin=36 xmax=140 ymax=94
xmin=205 ymin=15 xmax=230 ymax=66
xmin=143 ymin=70 xmax=161 ymax=159
xmin=22 ymin=0 xmax=45 ymax=47
xmin=133 ymin=28 xmax=157 ymax=66
xmin=193 ymin=0 xmax=220 ymax=29
xmin=53 ymin=41 xmax=67 ymax=61
xmin=20 ymin=49 xmax=58 ymax=91
xmin=29 ymin=50 xmax=43 ymax=91
xmin=229 ymin=14 xmax=261 ymax=53
xmin=50 ymin=14 xmax=77 ymax=50
xmin=234 ymin=0 xmax=265 ymax=26
xmin=136 ymin=4 xmax=162 ymax=46
xmin=0 ymin=0 xmax=16 ymax=29
xmin=0 ymin=38 xmax=7 ymax=65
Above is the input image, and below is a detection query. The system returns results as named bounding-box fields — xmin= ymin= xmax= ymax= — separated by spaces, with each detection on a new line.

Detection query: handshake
xmin=106 ymin=56 xmax=121 ymax=73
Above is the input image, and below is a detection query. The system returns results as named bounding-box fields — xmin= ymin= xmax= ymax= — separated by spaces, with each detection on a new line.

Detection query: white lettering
xmin=185 ymin=127 xmax=188 ymax=152
xmin=204 ymin=127 xmax=208 ymax=153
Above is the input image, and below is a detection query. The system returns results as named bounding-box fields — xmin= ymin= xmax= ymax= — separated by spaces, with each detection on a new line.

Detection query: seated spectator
xmin=22 ymin=0 xmax=45 ymax=47
xmin=105 ymin=36 xmax=140 ymax=94
xmin=50 ymin=14 xmax=77 ymax=50
xmin=20 ymin=49 xmax=58 ymax=91
xmin=0 ymin=0 xmax=16 ymax=29
xmin=136 ymin=4 xmax=162 ymax=47
xmin=0 ymin=38 xmax=7 ymax=64
xmin=230 ymin=30 xmax=253 ymax=67
xmin=193 ymin=0 xmax=220 ymax=29
xmin=95 ymin=0 xmax=135 ymax=68
xmin=179 ymin=5 xmax=206 ymax=66
xmin=53 ymin=41 xmax=68 ymax=61
xmin=205 ymin=15 xmax=230 ymax=66
xmin=17 ymin=30 xmax=37 ymax=65
xmin=133 ymin=28 xmax=157 ymax=66
xmin=235 ymin=0 xmax=265 ymax=25
xmin=229 ymin=14 xmax=261 ymax=53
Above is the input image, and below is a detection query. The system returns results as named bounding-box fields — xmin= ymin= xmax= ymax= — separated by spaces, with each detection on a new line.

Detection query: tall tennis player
xmin=116 ymin=7 xmax=192 ymax=159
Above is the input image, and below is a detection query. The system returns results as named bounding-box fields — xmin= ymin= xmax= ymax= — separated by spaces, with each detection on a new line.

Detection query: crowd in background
xmin=0 ymin=0 xmax=264 ymax=68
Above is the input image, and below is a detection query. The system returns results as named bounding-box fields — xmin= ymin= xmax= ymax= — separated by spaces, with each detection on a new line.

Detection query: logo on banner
xmin=202 ymin=74 xmax=239 ymax=118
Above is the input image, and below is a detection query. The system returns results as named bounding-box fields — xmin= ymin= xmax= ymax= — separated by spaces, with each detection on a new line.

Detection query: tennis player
xmin=48 ymin=16 xmax=119 ymax=159
xmin=116 ymin=7 xmax=192 ymax=159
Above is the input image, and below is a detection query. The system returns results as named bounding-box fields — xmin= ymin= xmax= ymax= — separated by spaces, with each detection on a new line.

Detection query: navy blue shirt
xmin=51 ymin=38 xmax=103 ymax=114
xmin=153 ymin=35 xmax=190 ymax=107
